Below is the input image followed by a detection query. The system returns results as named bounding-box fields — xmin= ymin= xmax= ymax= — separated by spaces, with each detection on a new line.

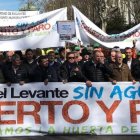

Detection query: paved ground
xmin=1 ymin=135 xmax=140 ymax=140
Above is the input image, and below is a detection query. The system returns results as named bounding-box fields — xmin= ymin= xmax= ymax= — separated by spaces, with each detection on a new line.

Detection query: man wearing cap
xmin=74 ymin=46 xmax=81 ymax=52
xmin=93 ymin=43 xmax=102 ymax=52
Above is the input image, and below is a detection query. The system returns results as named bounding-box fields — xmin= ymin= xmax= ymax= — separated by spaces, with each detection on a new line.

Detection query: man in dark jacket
xmin=48 ymin=51 xmax=61 ymax=81
xmin=123 ymin=47 xmax=138 ymax=79
xmin=131 ymin=52 xmax=140 ymax=81
xmin=23 ymin=49 xmax=37 ymax=82
xmin=32 ymin=55 xmax=58 ymax=85
xmin=60 ymin=52 xmax=86 ymax=82
xmin=4 ymin=54 xmax=29 ymax=86
xmin=82 ymin=51 xmax=112 ymax=86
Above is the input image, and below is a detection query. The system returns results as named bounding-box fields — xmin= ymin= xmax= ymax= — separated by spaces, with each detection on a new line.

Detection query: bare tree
xmin=19 ymin=0 xmax=139 ymax=32
xmin=122 ymin=0 xmax=140 ymax=24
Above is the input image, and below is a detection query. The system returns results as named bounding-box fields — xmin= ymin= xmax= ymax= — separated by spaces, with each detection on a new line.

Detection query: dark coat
xmin=130 ymin=59 xmax=140 ymax=81
xmin=82 ymin=60 xmax=111 ymax=82
xmin=32 ymin=65 xmax=58 ymax=82
xmin=60 ymin=61 xmax=86 ymax=82
xmin=123 ymin=58 xmax=137 ymax=70
xmin=4 ymin=64 xmax=29 ymax=83
xmin=123 ymin=58 xmax=139 ymax=79
xmin=23 ymin=59 xmax=37 ymax=82
xmin=49 ymin=61 xmax=62 ymax=82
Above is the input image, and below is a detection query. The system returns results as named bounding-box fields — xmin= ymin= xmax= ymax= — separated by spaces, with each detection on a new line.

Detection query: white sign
xmin=57 ymin=21 xmax=75 ymax=35
xmin=0 ymin=82 xmax=140 ymax=136
xmin=0 ymin=8 xmax=67 ymax=51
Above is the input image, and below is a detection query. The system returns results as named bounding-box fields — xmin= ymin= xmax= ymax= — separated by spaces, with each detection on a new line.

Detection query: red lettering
xmin=134 ymin=32 xmax=140 ymax=37
xmin=97 ymin=100 xmax=121 ymax=122
xmin=17 ymin=101 xmax=41 ymax=124
xmin=62 ymin=101 xmax=89 ymax=124
xmin=44 ymin=23 xmax=51 ymax=30
xmin=130 ymin=100 xmax=140 ymax=123
xmin=0 ymin=101 xmax=16 ymax=124
xmin=40 ymin=101 xmax=63 ymax=124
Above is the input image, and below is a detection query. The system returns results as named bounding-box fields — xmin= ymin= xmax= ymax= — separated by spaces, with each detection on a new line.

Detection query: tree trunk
xmin=101 ymin=19 xmax=107 ymax=32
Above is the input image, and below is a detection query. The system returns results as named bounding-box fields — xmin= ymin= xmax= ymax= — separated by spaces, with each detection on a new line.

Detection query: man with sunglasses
xmin=60 ymin=52 xmax=86 ymax=83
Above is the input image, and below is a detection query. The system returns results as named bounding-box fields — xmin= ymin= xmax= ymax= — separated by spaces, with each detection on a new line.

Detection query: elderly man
xmin=108 ymin=52 xmax=136 ymax=84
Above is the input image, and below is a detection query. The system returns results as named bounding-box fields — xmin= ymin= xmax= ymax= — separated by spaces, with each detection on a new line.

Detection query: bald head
xmin=115 ymin=52 xmax=123 ymax=64
xmin=93 ymin=51 xmax=105 ymax=63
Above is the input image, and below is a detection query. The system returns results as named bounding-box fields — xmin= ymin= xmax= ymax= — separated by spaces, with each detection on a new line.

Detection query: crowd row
xmin=0 ymin=46 xmax=139 ymax=86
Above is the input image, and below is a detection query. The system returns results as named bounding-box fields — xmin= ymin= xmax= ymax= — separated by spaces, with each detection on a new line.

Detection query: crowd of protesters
xmin=0 ymin=43 xmax=140 ymax=87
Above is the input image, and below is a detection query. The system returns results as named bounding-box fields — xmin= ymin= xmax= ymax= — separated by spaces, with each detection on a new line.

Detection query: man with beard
xmin=32 ymin=55 xmax=58 ymax=85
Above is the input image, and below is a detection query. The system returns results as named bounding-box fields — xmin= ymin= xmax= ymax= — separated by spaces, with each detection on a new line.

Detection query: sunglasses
xmin=68 ymin=57 xmax=75 ymax=59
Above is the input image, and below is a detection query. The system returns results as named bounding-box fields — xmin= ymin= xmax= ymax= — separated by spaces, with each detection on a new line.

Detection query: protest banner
xmin=73 ymin=6 xmax=140 ymax=48
xmin=0 ymin=8 xmax=67 ymax=51
xmin=0 ymin=11 xmax=39 ymax=21
xmin=0 ymin=82 xmax=140 ymax=136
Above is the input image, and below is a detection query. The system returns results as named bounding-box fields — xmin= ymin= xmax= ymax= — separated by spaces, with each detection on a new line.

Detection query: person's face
xmin=111 ymin=52 xmax=116 ymax=62
xmin=40 ymin=58 xmax=49 ymax=67
xmin=6 ymin=51 xmax=14 ymax=62
xmin=83 ymin=54 xmax=89 ymax=61
xmin=116 ymin=53 xmax=123 ymax=64
xmin=94 ymin=52 xmax=101 ymax=62
xmin=67 ymin=54 xmax=75 ymax=63
xmin=60 ymin=50 xmax=65 ymax=58
xmin=13 ymin=58 xmax=21 ymax=66
xmin=125 ymin=49 xmax=132 ymax=59
xmin=26 ymin=51 xmax=34 ymax=60
xmin=100 ymin=52 xmax=105 ymax=62
xmin=78 ymin=56 xmax=82 ymax=62
xmin=48 ymin=52 xmax=55 ymax=62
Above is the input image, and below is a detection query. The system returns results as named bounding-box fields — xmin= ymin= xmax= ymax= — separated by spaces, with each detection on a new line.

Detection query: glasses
xmin=68 ymin=57 xmax=75 ymax=59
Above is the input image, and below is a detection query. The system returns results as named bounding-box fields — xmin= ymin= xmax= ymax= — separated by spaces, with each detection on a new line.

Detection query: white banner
xmin=0 ymin=11 xmax=39 ymax=21
xmin=0 ymin=8 xmax=67 ymax=51
xmin=0 ymin=82 xmax=140 ymax=137
xmin=73 ymin=6 xmax=140 ymax=48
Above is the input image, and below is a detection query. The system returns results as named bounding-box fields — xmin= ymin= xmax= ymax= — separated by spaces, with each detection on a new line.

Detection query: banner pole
xmin=64 ymin=41 xmax=67 ymax=61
